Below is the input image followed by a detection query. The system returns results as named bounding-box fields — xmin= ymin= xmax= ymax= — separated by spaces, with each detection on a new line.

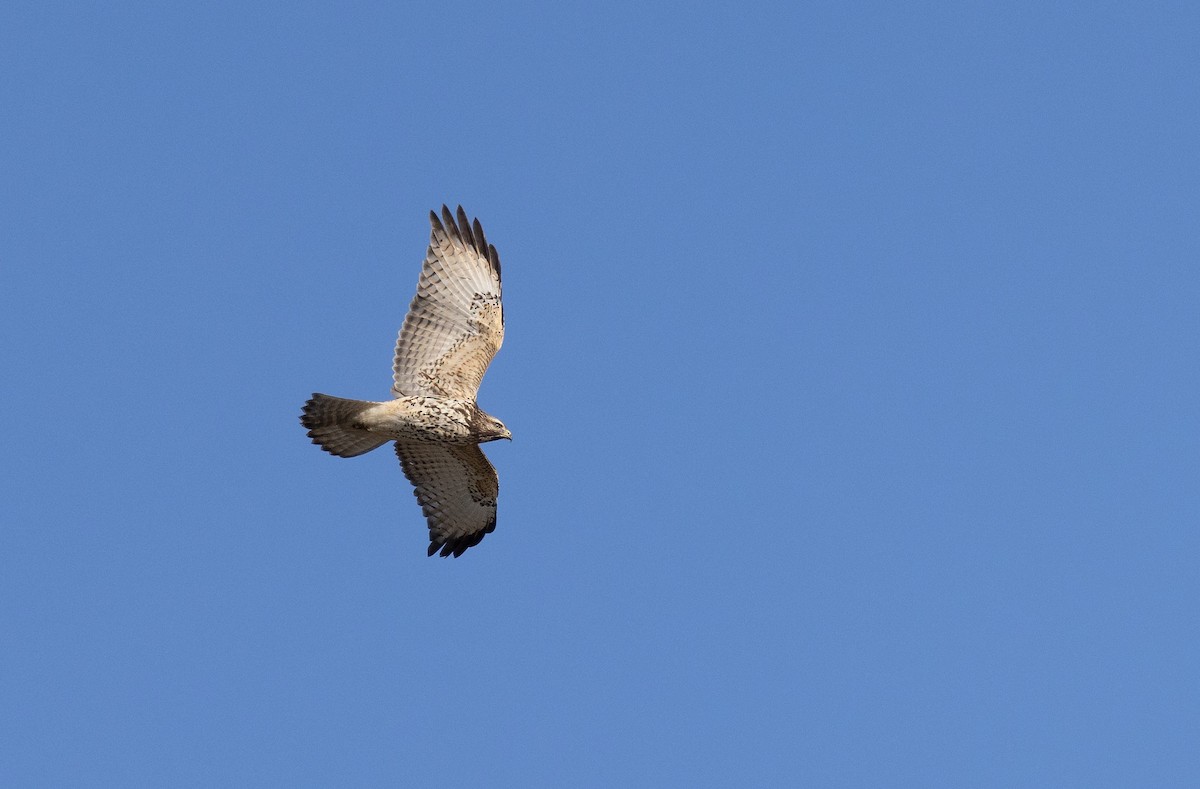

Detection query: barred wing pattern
xmin=395 ymin=441 xmax=499 ymax=557
xmin=392 ymin=206 xmax=503 ymax=400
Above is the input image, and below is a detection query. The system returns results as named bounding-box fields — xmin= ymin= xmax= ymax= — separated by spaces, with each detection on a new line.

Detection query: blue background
xmin=3 ymin=2 xmax=1197 ymax=786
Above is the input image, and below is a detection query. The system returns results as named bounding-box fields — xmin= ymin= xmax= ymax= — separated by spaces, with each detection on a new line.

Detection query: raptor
xmin=301 ymin=206 xmax=509 ymax=557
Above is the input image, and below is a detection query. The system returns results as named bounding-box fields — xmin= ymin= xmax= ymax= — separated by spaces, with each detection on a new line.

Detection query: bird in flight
xmin=301 ymin=206 xmax=510 ymax=557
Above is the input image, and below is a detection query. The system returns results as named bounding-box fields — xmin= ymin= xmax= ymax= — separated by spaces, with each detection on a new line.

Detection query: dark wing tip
xmin=455 ymin=206 xmax=476 ymax=249
xmin=430 ymin=205 xmax=501 ymax=279
xmin=488 ymin=244 xmax=501 ymax=279
xmin=426 ymin=517 xmax=495 ymax=558
xmin=298 ymin=392 xmax=322 ymax=429
xmin=440 ymin=205 xmax=459 ymax=245
xmin=471 ymin=217 xmax=489 ymax=259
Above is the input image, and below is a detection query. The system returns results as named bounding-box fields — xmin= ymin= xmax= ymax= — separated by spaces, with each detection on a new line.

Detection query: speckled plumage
xmin=300 ymin=206 xmax=509 ymax=558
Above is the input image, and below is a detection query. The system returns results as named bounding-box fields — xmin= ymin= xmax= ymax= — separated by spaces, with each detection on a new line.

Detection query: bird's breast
xmin=359 ymin=397 xmax=476 ymax=443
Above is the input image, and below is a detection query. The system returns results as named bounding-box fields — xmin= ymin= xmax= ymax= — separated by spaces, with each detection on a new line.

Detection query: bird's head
xmin=477 ymin=413 xmax=512 ymax=442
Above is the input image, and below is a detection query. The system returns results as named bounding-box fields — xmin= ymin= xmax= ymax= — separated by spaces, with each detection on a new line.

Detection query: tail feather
xmin=300 ymin=393 xmax=389 ymax=458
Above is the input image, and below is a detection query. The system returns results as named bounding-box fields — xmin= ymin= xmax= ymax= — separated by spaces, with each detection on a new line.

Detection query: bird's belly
xmin=358 ymin=397 xmax=475 ymax=443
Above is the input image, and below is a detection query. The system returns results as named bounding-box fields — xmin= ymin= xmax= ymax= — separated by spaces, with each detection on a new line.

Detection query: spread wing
xmin=395 ymin=441 xmax=499 ymax=557
xmin=392 ymin=206 xmax=503 ymax=400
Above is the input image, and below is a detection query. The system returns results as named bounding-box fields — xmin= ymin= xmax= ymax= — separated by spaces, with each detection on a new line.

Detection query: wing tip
xmin=488 ymin=244 xmax=501 ymax=279
xmin=426 ymin=516 xmax=497 ymax=558
xmin=456 ymin=206 xmax=474 ymax=248
xmin=441 ymin=205 xmax=458 ymax=245
xmin=429 ymin=205 xmax=501 ymax=279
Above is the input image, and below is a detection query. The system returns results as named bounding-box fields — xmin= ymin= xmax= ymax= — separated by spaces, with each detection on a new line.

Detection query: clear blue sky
xmin=2 ymin=2 xmax=1197 ymax=786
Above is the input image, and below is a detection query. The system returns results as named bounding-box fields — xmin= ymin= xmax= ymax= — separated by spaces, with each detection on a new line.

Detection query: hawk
xmin=300 ymin=205 xmax=510 ymax=557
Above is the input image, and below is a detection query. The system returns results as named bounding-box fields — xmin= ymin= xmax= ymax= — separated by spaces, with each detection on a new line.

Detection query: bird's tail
xmin=300 ymin=393 xmax=389 ymax=458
